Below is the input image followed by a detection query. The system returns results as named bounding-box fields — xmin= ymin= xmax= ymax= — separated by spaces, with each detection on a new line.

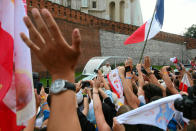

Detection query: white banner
xmin=117 ymin=94 xmax=182 ymax=131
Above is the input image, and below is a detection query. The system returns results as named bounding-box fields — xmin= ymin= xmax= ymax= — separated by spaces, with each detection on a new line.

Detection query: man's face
xmin=106 ymin=64 xmax=109 ymax=67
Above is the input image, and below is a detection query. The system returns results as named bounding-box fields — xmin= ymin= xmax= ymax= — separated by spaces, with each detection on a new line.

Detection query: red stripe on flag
xmin=179 ymin=82 xmax=188 ymax=92
xmin=0 ymin=23 xmax=14 ymax=101
xmin=0 ymin=101 xmax=25 ymax=131
xmin=107 ymin=74 xmax=120 ymax=98
xmin=124 ymin=22 xmax=146 ymax=45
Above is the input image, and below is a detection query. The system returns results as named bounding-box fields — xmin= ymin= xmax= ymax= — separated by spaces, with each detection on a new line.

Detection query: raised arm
xmin=82 ymin=88 xmax=89 ymax=116
xmin=118 ymin=66 xmax=139 ymax=109
xmin=136 ymin=64 xmax=145 ymax=96
xmin=161 ymin=66 xmax=178 ymax=94
xmin=143 ymin=56 xmax=166 ymax=97
xmin=21 ymin=8 xmax=81 ymax=131
xmin=91 ymin=78 xmax=111 ymax=131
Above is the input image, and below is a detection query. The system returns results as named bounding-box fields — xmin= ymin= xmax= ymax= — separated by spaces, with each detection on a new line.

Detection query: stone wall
xmin=27 ymin=0 xmax=196 ymax=73
xmin=100 ymin=30 xmax=196 ymax=65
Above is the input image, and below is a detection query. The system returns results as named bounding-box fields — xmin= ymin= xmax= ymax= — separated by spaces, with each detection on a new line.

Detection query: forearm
xmin=82 ymin=97 xmax=89 ymax=116
xmin=121 ymin=77 xmax=139 ymax=108
xmin=98 ymin=88 xmax=108 ymax=99
xmin=23 ymin=115 xmax=36 ymax=131
xmin=93 ymin=88 xmax=110 ymax=131
xmin=162 ymin=74 xmax=178 ymax=94
xmin=138 ymin=70 xmax=144 ymax=88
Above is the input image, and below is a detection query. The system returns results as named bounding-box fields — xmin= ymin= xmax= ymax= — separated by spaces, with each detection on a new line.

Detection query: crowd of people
xmin=21 ymin=8 xmax=196 ymax=131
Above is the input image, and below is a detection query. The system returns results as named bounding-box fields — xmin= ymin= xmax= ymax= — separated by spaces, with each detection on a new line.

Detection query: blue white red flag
xmin=124 ymin=0 xmax=164 ymax=45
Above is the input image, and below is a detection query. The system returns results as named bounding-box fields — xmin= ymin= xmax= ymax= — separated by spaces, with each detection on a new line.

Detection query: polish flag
xmin=179 ymin=73 xmax=190 ymax=93
xmin=0 ymin=0 xmax=35 ymax=130
xmin=170 ymin=57 xmax=178 ymax=64
xmin=124 ymin=0 xmax=164 ymax=45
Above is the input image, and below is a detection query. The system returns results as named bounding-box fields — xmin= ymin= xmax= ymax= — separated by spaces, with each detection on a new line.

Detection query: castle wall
xmin=27 ymin=0 xmax=196 ymax=73
xmin=100 ymin=30 xmax=195 ymax=65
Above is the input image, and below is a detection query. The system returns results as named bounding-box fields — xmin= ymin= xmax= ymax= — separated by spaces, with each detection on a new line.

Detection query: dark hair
xmin=117 ymin=105 xmax=133 ymax=116
xmin=166 ymin=88 xmax=173 ymax=96
xmin=117 ymin=105 xmax=138 ymax=131
xmin=143 ymin=83 xmax=163 ymax=103
xmin=150 ymin=96 xmax=162 ymax=102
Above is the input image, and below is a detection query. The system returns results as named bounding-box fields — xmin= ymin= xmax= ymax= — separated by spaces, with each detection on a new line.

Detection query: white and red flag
xmin=170 ymin=57 xmax=178 ymax=64
xmin=179 ymin=73 xmax=190 ymax=93
xmin=0 ymin=0 xmax=35 ymax=130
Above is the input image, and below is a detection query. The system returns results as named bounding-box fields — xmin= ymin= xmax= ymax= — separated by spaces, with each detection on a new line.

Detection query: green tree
xmin=184 ymin=24 xmax=196 ymax=39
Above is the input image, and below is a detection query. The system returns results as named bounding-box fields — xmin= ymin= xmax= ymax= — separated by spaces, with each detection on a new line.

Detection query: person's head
xmin=142 ymin=83 xmax=163 ymax=103
xmin=106 ymin=62 xmax=110 ymax=67
xmin=116 ymin=105 xmax=138 ymax=131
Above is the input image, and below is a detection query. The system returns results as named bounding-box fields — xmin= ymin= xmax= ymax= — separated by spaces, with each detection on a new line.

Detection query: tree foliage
xmin=184 ymin=24 xmax=196 ymax=39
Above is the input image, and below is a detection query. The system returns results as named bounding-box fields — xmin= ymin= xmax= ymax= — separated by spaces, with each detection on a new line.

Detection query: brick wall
xmin=27 ymin=0 xmax=196 ymax=73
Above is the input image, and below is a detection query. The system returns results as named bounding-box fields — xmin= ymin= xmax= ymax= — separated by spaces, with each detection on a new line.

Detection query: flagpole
xmin=139 ymin=1 xmax=158 ymax=63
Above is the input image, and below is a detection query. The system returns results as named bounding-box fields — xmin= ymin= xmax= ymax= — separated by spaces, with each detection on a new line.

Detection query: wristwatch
xmin=50 ymin=79 xmax=76 ymax=94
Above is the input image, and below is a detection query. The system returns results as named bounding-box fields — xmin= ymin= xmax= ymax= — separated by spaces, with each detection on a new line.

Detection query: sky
xmin=140 ymin=0 xmax=196 ymax=35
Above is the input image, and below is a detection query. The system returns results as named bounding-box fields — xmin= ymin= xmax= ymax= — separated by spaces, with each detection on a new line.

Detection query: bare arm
xmin=161 ymin=66 xmax=178 ymax=94
xmin=21 ymin=8 xmax=81 ymax=131
xmin=118 ymin=67 xmax=139 ymax=109
xmin=143 ymin=56 xmax=166 ymax=97
xmin=82 ymin=97 xmax=89 ymax=116
xmin=98 ymin=88 xmax=109 ymax=100
xmin=82 ymin=88 xmax=89 ymax=116
xmin=98 ymin=70 xmax=111 ymax=90
xmin=92 ymin=79 xmax=111 ymax=131
xmin=136 ymin=64 xmax=145 ymax=96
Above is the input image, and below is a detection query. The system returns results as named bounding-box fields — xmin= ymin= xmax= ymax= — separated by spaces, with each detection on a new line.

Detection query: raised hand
xmin=125 ymin=58 xmax=133 ymax=71
xmin=144 ymin=56 xmax=151 ymax=71
xmin=20 ymin=8 xmax=81 ymax=82
xmin=136 ymin=63 xmax=142 ymax=72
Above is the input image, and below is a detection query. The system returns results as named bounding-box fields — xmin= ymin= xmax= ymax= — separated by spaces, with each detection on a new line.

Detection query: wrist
xmin=93 ymin=88 xmax=99 ymax=94
xmin=145 ymin=68 xmax=151 ymax=73
xmin=52 ymin=71 xmax=75 ymax=83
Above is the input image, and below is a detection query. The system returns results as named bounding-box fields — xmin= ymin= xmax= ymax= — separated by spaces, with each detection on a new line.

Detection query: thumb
xmin=72 ymin=28 xmax=81 ymax=52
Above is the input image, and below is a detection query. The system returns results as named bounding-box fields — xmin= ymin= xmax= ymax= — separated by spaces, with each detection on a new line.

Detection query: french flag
xmin=124 ymin=0 xmax=164 ymax=45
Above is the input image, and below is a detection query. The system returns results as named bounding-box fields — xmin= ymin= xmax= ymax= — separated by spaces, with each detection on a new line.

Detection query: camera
xmin=174 ymin=86 xmax=196 ymax=119
xmin=81 ymin=81 xmax=91 ymax=89
xmin=33 ymin=72 xmax=42 ymax=94
xmin=94 ymin=69 xmax=98 ymax=74
xmin=44 ymin=79 xmax=50 ymax=94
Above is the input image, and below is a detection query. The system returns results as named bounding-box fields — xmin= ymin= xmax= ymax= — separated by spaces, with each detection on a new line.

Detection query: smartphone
xmin=177 ymin=63 xmax=182 ymax=71
xmin=45 ymin=87 xmax=49 ymax=94
xmin=94 ymin=69 xmax=98 ymax=74
xmin=45 ymin=79 xmax=50 ymax=94
xmin=81 ymin=81 xmax=90 ymax=89
xmin=167 ymin=67 xmax=172 ymax=72
xmin=36 ymin=82 xmax=42 ymax=95
xmin=175 ymin=72 xmax=180 ymax=75
xmin=125 ymin=66 xmax=131 ymax=72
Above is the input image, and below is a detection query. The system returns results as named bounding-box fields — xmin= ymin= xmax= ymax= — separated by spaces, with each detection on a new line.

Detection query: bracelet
xmin=163 ymin=72 xmax=168 ymax=75
xmin=41 ymin=102 xmax=48 ymax=108
xmin=126 ymin=77 xmax=132 ymax=79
